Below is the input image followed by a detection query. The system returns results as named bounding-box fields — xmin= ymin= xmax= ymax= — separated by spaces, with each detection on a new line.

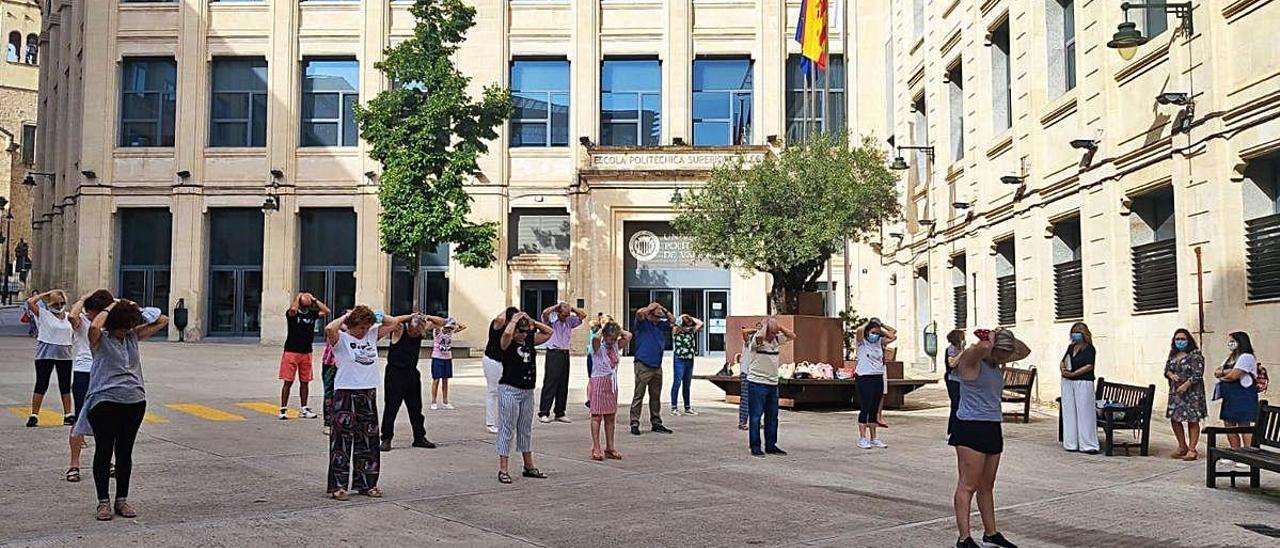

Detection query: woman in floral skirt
xmin=1163 ymin=328 xmax=1206 ymax=460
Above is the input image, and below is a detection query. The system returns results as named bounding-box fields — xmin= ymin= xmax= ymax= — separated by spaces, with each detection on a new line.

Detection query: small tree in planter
xmin=672 ymin=133 xmax=901 ymax=314
xmin=355 ymin=0 xmax=512 ymax=310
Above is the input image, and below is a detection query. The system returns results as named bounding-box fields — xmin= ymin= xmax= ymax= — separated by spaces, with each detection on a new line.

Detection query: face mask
xmin=1227 ymin=341 xmax=1238 ymax=352
xmin=1174 ymin=340 xmax=1188 ymax=351
xmin=49 ymin=304 xmax=65 ymax=313
xmin=1071 ymin=333 xmax=1084 ymax=343
xmin=866 ymin=333 xmax=881 ymax=343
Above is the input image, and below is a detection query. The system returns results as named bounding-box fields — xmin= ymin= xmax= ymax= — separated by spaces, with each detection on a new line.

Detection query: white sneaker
xmin=430 ymin=403 xmax=439 ymax=410
xmin=857 ymin=437 xmax=872 ymax=449
xmin=322 ymin=426 xmax=331 ymax=436
xmin=486 ymin=425 xmax=498 ymax=434
xmin=278 ymin=408 xmax=289 ymax=420
xmin=554 ymin=416 xmax=573 ymax=424
xmin=442 ymin=403 xmax=455 ymax=410
xmin=870 ymin=439 xmax=889 ymax=449
xmin=300 ymin=407 xmax=318 ymax=419
xmin=683 ymin=408 xmax=699 ymax=416
xmin=670 ymin=408 xmax=682 ymax=416
xmin=538 ymin=415 xmax=551 ymax=424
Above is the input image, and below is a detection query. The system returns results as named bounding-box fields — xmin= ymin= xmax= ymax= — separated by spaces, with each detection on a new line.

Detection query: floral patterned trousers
xmin=327 ymin=388 xmax=380 ymax=493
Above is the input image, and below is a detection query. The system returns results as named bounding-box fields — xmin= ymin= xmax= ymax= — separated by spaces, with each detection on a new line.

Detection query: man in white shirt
xmin=742 ymin=317 xmax=797 ymax=457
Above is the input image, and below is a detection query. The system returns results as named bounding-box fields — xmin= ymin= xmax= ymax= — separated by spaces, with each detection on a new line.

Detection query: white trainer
xmin=430 ymin=403 xmax=439 ymax=410
xmin=870 ymin=439 xmax=889 ymax=449
xmin=857 ymin=437 xmax=872 ymax=449
xmin=278 ymin=408 xmax=289 ymax=420
xmin=300 ymin=407 xmax=318 ymax=419
xmin=442 ymin=403 xmax=456 ymax=410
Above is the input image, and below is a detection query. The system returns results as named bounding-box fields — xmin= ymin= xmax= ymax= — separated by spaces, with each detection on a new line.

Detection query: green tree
xmin=672 ymin=133 xmax=901 ymax=314
xmin=355 ymin=0 xmax=512 ymax=310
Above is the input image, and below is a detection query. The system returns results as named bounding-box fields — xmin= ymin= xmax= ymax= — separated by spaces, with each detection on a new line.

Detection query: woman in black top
xmin=495 ymin=312 xmax=553 ymax=484
xmin=380 ymin=314 xmax=435 ymax=452
xmin=483 ymin=307 xmax=519 ymax=434
xmin=1059 ymin=322 xmax=1099 ymax=454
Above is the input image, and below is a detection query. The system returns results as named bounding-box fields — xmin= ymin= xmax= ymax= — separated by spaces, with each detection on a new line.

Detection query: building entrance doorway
xmin=521 ymin=280 xmax=558 ymax=317
xmin=626 ymin=288 xmax=728 ymax=355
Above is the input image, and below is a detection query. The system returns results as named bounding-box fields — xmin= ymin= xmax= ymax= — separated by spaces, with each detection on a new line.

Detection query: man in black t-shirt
xmin=280 ymin=292 xmax=330 ymax=420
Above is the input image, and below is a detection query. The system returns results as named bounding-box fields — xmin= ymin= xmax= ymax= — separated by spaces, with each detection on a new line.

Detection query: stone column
xmin=259 ymin=0 xmax=301 ymax=346
xmin=168 ymin=188 xmax=206 ymax=341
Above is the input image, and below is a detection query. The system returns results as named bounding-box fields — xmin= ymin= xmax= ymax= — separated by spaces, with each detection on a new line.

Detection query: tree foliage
xmin=672 ymin=133 xmax=901 ymax=313
xmin=355 ymin=0 xmax=512 ymax=307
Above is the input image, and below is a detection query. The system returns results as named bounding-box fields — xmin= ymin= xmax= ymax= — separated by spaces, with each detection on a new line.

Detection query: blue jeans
xmin=747 ymin=381 xmax=779 ymax=453
xmin=671 ymin=357 xmax=694 ymax=409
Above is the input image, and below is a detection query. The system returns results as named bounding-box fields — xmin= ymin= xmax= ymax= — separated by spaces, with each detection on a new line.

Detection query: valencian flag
xmin=794 ymin=0 xmax=829 ymax=77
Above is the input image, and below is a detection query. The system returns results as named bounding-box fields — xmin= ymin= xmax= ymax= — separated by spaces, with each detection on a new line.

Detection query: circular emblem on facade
xmin=628 ymin=230 xmax=661 ymax=262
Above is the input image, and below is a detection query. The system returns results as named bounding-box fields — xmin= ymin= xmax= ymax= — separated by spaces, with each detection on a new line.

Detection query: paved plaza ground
xmin=0 ymin=325 xmax=1277 ymax=547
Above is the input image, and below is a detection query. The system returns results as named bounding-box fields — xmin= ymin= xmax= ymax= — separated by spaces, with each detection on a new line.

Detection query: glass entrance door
xmin=209 ymin=269 xmax=262 ymax=336
xmin=705 ymin=290 xmax=729 ymax=353
xmin=120 ymin=268 xmax=170 ymax=314
xmin=300 ymin=269 xmax=355 ymax=337
xmin=520 ymin=280 xmax=558 ymax=317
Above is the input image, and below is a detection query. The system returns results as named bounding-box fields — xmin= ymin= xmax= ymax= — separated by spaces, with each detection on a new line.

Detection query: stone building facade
xmin=0 ymin=0 xmax=39 ymax=296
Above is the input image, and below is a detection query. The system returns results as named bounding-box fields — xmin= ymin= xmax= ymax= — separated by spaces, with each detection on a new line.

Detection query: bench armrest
xmin=1204 ymin=426 xmax=1254 ymax=448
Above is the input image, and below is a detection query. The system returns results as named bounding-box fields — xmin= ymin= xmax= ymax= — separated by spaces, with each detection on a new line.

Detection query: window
xmin=913 ymin=0 xmax=924 ymax=40
xmin=119 ymin=58 xmax=178 ymax=147
xmin=995 ymin=239 xmax=1015 ymax=325
xmin=692 ymin=58 xmax=753 ymax=146
xmin=600 ymin=59 xmax=661 ymax=146
xmin=990 ymin=21 xmax=1012 ymax=134
xmin=510 ymin=59 xmax=570 ymax=147
xmin=20 ymin=124 xmax=35 ymax=165
xmin=210 ymin=58 xmax=268 ymax=147
xmin=914 ymin=266 xmax=931 ymax=356
xmin=24 ymin=34 xmax=37 ymax=65
xmin=947 ymin=62 xmax=964 ymax=161
xmin=1052 ymin=216 xmax=1084 ymax=320
xmin=1046 ymin=0 xmax=1076 ymax=96
xmin=785 ymin=54 xmax=846 ymax=142
xmin=118 ymin=208 xmax=172 ymax=319
xmin=390 ymin=243 xmax=450 ymax=316
xmin=911 ymin=95 xmax=929 ymax=188
xmin=1130 ymin=187 xmax=1177 ymax=312
xmin=509 ymin=208 xmax=570 ymax=257
xmin=1243 ymin=155 xmax=1280 ymax=301
xmin=5 ymin=32 xmax=17 ymax=63
xmin=951 ymin=255 xmax=968 ymax=329
xmin=301 ymin=59 xmax=359 ymax=147
xmin=299 ymin=208 xmax=357 ymax=332
xmin=884 ymin=39 xmax=895 ymax=136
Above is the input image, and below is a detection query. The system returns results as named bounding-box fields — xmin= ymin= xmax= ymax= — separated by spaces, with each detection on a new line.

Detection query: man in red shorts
xmin=280 ymin=292 xmax=330 ymax=419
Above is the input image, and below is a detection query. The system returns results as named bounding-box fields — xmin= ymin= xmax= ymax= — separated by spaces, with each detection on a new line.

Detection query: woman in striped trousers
xmin=495 ymin=312 xmax=553 ymax=484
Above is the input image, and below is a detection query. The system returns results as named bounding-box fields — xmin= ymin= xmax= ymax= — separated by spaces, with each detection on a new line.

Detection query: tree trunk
xmin=770 ymin=272 xmax=799 ymax=315
xmin=410 ymin=252 xmax=422 ymax=313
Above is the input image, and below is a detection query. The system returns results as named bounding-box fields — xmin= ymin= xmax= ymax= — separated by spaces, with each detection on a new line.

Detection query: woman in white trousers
xmin=1059 ymin=322 xmax=1100 ymax=454
xmin=482 ymin=308 xmax=519 ymax=435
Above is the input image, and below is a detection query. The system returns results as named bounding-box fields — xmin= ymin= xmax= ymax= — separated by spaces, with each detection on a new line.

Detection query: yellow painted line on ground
xmin=166 ymin=403 xmax=246 ymax=422
xmin=8 ymin=407 xmax=67 ymax=428
xmin=143 ymin=412 xmax=168 ymax=424
xmin=236 ymin=401 xmax=296 ymax=419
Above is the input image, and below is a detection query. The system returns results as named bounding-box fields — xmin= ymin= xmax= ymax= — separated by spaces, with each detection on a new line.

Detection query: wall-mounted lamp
xmin=918 ymin=219 xmax=936 ymax=227
xmin=1119 ymin=196 xmax=1134 ymax=216
xmin=1107 ymin=2 xmax=1194 ymax=60
xmin=364 ymin=170 xmax=378 ymax=180
xmin=952 ymin=202 xmax=972 ymax=210
xmin=888 ymin=232 xmax=904 ymax=239
xmin=1156 ymin=92 xmax=1191 ymax=106
xmin=672 ymin=137 xmax=687 ymax=146
xmin=270 ymin=168 xmax=284 ymax=178
xmin=261 ymin=195 xmax=280 ymax=212
xmin=766 ymin=134 xmax=781 ymax=145
xmin=176 ymin=170 xmax=191 ymax=179
xmin=1000 ymin=175 xmax=1024 ymax=185
xmin=578 ymin=136 xmax=593 ymax=147
xmin=889 ymin=145 xmax=935 ymax=170
xmin=21 ymin=175 xmax=35 ymax=186
xmin=80 ymin=170 xmax=96 ymax=179
xmin=1069 ymin=139 xmax=1098 ymax=151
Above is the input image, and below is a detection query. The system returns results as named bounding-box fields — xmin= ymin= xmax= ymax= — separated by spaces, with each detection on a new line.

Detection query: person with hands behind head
xmin=539 ymin=301 xmax=586 ymax=424
xmin=495 ymin=311 xmax=554 ymax=484
xmin=426 ymin=315 xmax=466 ymax=410
xmin=72 ymin=298 xmax=167 ymax=521
xmin=379 ymin=313 xmax=437 ymax=452
xmin=588 ymin=317 xmax=631 ymax=461
xmin=671 ymin=313 xmax=705 ymax=416
xmin=482 ymin=307 xmax=520 ymax=434
xmin=323 ymin=305 xmax=399 ymax=501
xmin=743 ymin=317 xmax=796 ymax=457
xmin=25 ymin=289 xmax=75 ymax=427
xmin=630 ymin=302 xmax=675 ymax=436
xmin=65 ymin=289 xmax=116 ymax=484
xmin=279 ymin=292 xmax=330 ymax=420
xmin=1059 ymin=322 xmax=1099 ymax=454
xmin=1164 ymin=328 xmax=1206 ymax=461
xmin=948 ymin=328 xmax=1029 ymax=548
xmin=853 ymin=318 xmax=897 ymax=449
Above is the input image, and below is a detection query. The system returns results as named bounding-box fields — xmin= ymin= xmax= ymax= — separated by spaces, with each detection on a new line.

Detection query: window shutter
xmin=1246 ymin=213 xmax=1280 ymax=301
xmin=1132 ymin=239 xmax=1178 ymax=312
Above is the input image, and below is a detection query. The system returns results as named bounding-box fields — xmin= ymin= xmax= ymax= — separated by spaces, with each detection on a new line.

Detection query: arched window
xmin=6 ymin=32 xmax=20 ymax=63
xmin=24 ymin=34 xmax=38 ymax=65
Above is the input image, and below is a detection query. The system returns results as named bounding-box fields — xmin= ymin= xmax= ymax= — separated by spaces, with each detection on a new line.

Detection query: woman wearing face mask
xmin=495 ymin=312 xmax=554 ymax=484
xmin=25 ymin=289 xmax=76 ymax=427
xmin=483 ymin=307 xmax=519 ymax=435
xmin=589 ymin=317 xmax=631 ymax=461
xmin=1059 ymin=322 xmax=1099 ymax=454
xmin=1163 ymin=329 xmax=1206 ymax=461
xmin=854 ymin=319 xmax=897 ymax=449
xmin=1213 ymin=331 xmax=1260 ymax=459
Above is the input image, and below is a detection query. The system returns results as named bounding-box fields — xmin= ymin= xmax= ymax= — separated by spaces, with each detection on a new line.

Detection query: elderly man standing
xmin=630 ymin=302 xmax=675 ymax=436
xmin=743 ymin=317 xmax=796 ymax=456
xmin=538 ymin=301 xmax=586 ymax=424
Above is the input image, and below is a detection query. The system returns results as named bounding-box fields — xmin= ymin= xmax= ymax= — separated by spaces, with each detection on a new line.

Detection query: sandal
xmin=359 ymin=487 xmax=383 ymax=498
xmin=1170 ymin=447 xmax=1188 ymax=459
xmin=497 ymin=471 xmax=513 ymax=484
xmin=605 ymin=450 xmax=623 ymax=460
xmin=522 ymin=467 xmax=548 ymax=479
xmin=1182 ymin=450 xmax=1199 ymax=461
xmin=114 ymin=501 xmax=137 ymax=518
xmin=591 ymin=449 xmax=604 ymax=461
xmin=329 ymin=489 xmax=349 ymax=501
xmin=95 ymin=503 xmax=113 ymax=521
xmin=738 ymin=423 xmax=749 ymax=431
xmin=66 ymin=467 xmax=81 ymax=483
xmin=109 ymin=464 xmax=116 ymax=478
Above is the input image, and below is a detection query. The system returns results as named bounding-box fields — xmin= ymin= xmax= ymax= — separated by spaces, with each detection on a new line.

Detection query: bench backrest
xmin=1255 ymin=400 xmax=1279 ymax=450
xmin=1094 ymin=377 xmax=1156 ymax=413
xmin=1001 ymin=366 xmax=1036 ymax=389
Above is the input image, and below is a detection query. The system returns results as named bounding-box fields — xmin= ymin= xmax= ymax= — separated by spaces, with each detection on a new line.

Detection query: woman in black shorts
xmin=949 ymin=328 xmax=1029 ymax=548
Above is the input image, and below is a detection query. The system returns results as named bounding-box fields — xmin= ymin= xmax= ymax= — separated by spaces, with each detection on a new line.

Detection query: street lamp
xmin=1107 ymin=3 xmax=1195 ymax=61
xmin=889 ymin=145 xmax=935 ymax=171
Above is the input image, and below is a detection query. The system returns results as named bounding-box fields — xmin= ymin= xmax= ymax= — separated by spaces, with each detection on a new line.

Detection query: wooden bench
xmin=1000 ymin=365 xmax=1036 ymax=423
xmin=1058 ymin=378 xmax=1156 ymax=456
xmin=1206 ymin=400 xmax=1279 ymax=489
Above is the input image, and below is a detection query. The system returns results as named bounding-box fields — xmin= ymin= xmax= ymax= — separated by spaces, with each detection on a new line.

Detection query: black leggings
xmin=856 ymin=374 xmax=884 ymax=424
xmin=34 ymin=359 xmax=72 ymax=396
xmin=87 ymin=401 xmax=146 ymax=503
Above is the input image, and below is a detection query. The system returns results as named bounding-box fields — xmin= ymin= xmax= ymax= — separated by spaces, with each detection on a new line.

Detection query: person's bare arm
xmin=287 ymin=293 xmax=301 ymax=317
xmin=134 ymin=314 xmax=169 ymax=341
xmin=880 ymin=324 xmax=898 ymax=345
xmin=313 ymin=296 xmax=331 ymax=318
xmin=740 ymin=325 xmax=756 ymax=344
xmin=853 ymin=321 xmax=868 ymax=344
xmin=953 ymin=340 xmax=994 ymax=381
xmin=501 ymin=312 xmax=526 ymax=350
xmin=324 ymin=312 xmax=348 ymax=346
xmin=88 ymin=300 xmax=115 ymax=350
xmin=620 ymin=330 xmax=633 ymax=345
xmin=530 ymin=318 xmax=555 ymax=345
xmin=541 ymin=304 xmax=558 ymax=323
xmin=777 ymin=322 xmax=797 ymax=342
xmin=569 ymin=305 xmax=587 ymax=320
xmin=377 ymin=314 xmax=407 ymax=340
xmin=25 ymin=290 xmax=48 ymax=317
xmin=68 ymin=295 xmax=87 ymax=330
xmin=690 ymin=316 xmax=705 ymax=333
